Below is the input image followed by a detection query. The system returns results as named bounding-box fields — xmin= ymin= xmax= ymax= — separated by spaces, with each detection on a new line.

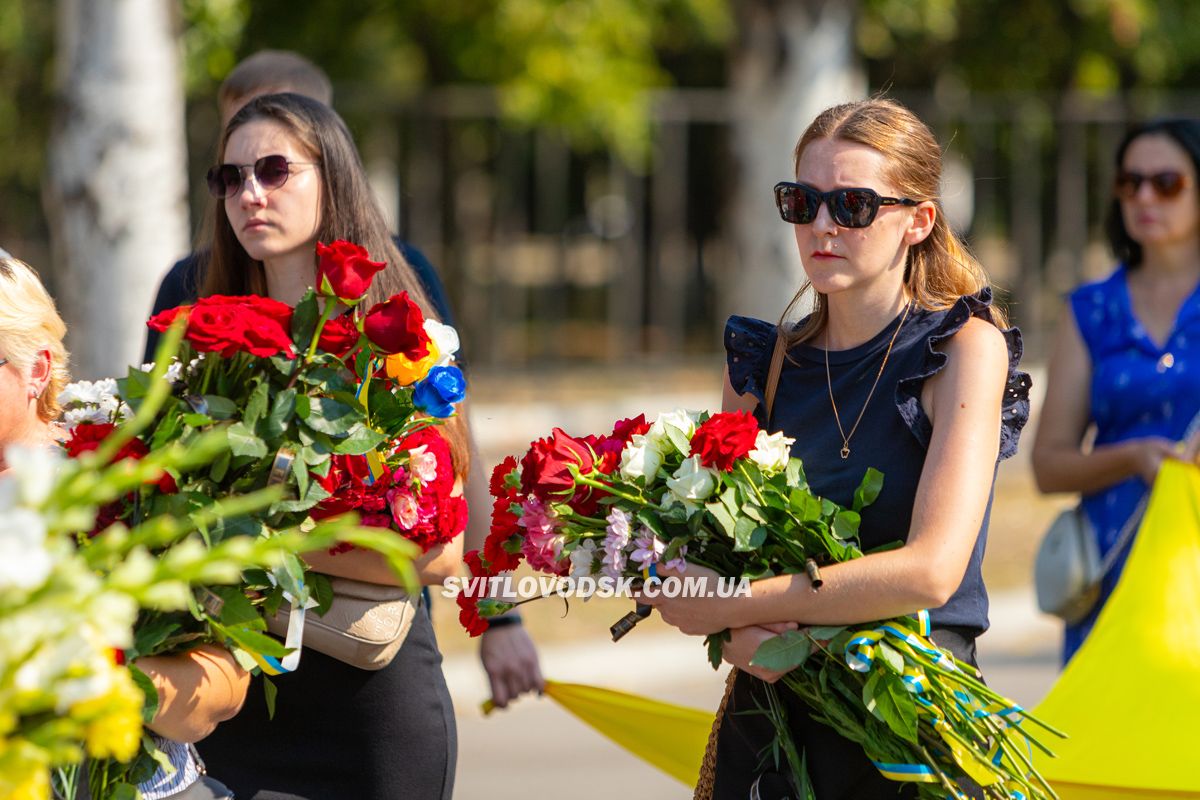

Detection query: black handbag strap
xmin=763 ymin=331 xmax=786 ymax=427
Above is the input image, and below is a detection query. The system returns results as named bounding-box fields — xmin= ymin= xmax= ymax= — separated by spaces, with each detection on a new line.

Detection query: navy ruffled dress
xmin=714 ymin=290 xmax=1030 ymax=799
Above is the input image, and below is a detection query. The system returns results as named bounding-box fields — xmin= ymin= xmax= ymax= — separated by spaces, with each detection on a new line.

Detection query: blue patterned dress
xmin=1064 ymin=266 xmax=1200 ymax=662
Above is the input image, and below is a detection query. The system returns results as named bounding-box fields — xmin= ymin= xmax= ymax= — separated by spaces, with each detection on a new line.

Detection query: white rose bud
xmin=748 ymin=430 xmax=795 ymax=474
xmin=619 ymin=434 xmax=664 ymax=484
xmin=647 ymin=409 xmax=700 ymax=456
xmin=666 ymin=456 xmax=718 ymax=503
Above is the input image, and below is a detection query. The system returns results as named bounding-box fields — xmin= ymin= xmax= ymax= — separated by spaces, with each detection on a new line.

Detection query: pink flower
xmin=601 ymin=508 xmax=633 ymax=578
xmin=630 ymin=529 xmax=664 ymax=571
xmin=664 ymin=543 xmax=688 ymax=574
xmin=518 ymin=496 xmax=568 ymax=575
xmin=407 ymin=444 xmax=439 ymax=484
xmin=388 ymin=488 xmax=420 ymax=530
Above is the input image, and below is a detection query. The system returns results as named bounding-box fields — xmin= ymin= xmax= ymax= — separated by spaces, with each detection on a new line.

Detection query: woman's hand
xmin=479 ymin=623 xmax=545 ymax=709
xmin=1126 ymin=436 xmax=1178 ymax=485
xmin=136 ymin=644 xmax=250 ymax=743
xmin=722 ymin=622 xmax=799 ymax=683
xmin=636 ymin=562 xmax=740 ymax=635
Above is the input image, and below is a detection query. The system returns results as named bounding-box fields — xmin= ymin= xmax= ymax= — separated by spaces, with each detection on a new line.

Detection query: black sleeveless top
xmin=725 ymin=289 xmax=1031 ymax=634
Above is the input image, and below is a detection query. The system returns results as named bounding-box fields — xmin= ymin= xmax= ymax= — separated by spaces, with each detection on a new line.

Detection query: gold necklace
xmin=824 ymin=302 xmax=911 ymax=459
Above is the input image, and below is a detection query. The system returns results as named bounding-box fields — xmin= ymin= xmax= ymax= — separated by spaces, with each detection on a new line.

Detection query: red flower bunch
xmin=583 ymin=414 xmax=651 ymax=475
xmin=519 ymin=428 xmax=594 ymax=497
xmin=63 ymin=422 xmax=178 ymax=493
xmin=147 ymin=294 xmax=295 ymax=359
xmin=690 ymin=410 xmax=760 ymax=472
xmin=456 ymin=550 xmax=491 ymax=637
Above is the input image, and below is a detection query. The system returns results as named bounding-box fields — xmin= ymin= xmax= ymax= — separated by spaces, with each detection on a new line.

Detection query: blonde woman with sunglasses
xmin=1032 ymin=119 xmax=1200 ymax=665
xmin=640 ymin=98 xmax=1030 ymax=799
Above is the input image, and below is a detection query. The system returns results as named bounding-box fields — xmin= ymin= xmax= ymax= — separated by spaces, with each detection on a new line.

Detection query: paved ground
xmin=436 ymin=362 xmax=1066 ymax=799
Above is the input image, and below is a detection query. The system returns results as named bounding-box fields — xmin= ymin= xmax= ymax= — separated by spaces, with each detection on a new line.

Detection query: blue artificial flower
xmin=413 ymin=365 xmax=467 ymax=418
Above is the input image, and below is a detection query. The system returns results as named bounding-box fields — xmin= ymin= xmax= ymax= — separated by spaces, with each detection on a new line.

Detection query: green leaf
xmin=210 ymin=586 xmax=262 ymax=627
xmin=201 ymin=395 xmax=239 ymax=420
xmin=805 ymin=626 xmax=847 ymax=644
xmin=742 ymin=503 xmax=767 ymax=524
xmin=705 ymin=630 xmax=730 ymax=670
xmin=265 ymin=388 xmax=297 ymax=438
xmin=227 ymin=421 xmax=269 ymax=459
xmin=750 ymin=630 xmax=812 ymax=672
xmin=733 ymin=518 xmax=766 ymax=552
xmin=878 ymin=641 xmax=905 ymax=674
xmin=298 ymin=396 xmax=359 ymax=435
xmin=224 ymin=625 xmax=291 ymax=658
xmin=244 ymin=380 xmax=270 ymax=429
xmin=635 ymin=509 xmax=668 ymax=539
xmin=852 ymin=467 xmax=884 ymax=512
xmin=292 ymin=452 xmax=310 ymax=497
xmin=705 ymin=501 xmax=736 ymax=538
xmin=862 ymin=671 xmax=919 ymax=743
xmin=311 ymin=572 xmax=335 ymax=615
xmin=785 ymin=458 xmax=807 ymax=489
xmin=129 ymin=665 xmax=160 ymax=724
xmin=182 ymin=412 xmax=215 ymax=427
xmin=791 ymin=490 xmax=822 ymax=522
xmin=832 ymin=510 xmax=861 ymax=540
xmin=332 ymin=423 xmax=389 ymax=455
xmin=132 ymin=616 xmax=182 ymax=657
xmin=263 ymin=676 xmax=279 ymax=720
xmin=292 ymin=290 xmax=320 ymax=351
xmin=209 ymin=449 xmax=231 ymax=483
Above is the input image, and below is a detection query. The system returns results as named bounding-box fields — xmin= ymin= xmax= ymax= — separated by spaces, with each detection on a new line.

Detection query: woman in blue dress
xmin=1032 ymin=118 xmax=1200 ymax=665
xmin=641 ymin=98 xmax=1030 ymax=798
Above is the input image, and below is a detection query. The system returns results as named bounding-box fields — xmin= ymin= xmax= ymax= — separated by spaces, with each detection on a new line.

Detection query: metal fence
xmin=361 ymin=87 xmax=1200 ymax=367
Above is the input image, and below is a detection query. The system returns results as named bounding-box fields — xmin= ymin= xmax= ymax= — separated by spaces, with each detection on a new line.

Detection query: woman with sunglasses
xmin=639 ymin=98 xmax=1029 ymax=799
xmin=194 ymin=93 xmax=466 ymax=800
xmin=1032 ymin=119 xmax=1200 ymax=665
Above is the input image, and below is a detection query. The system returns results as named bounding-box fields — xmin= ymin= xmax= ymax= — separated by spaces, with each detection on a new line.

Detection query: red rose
xmin=316 ymin=240 xmax=386 ymax=302
xmin=362 ymin=293 xmax=430 ymax=359
xmin=690 ymin=410 xmax=761 ymax=472
xmin=519 ymin=428 xmax=594 ymax=497
xmin=316 ymin=315 xmax=361 ymax=358
xmin=151 ymin=295 xmax=295 ymax=359
xmin=611 ymin=414 xmax=651 ymax=443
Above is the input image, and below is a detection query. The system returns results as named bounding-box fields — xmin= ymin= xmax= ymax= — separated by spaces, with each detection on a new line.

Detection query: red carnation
xmin=395 ymin=426 xmax=455 ymax=499
xmin=316 ymin=240 xmax=386 ymax=302
xmin=519 ymin=428 xmax=594 ymax=498
xmin=457 ymin=593 xmax=489 ymax=637
xmin=489 ymin=456 xmax=519 ymax=498
xmin=363 ymin=293 xmax=430 ymax=359
xmin=316 ymin=316 xmax=361 ymax=358
xmin=690 ymin=410 xmax=761 ymax=472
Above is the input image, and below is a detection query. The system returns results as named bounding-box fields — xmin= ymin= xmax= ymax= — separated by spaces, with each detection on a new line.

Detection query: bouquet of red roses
xmin=56 ymin=241 xmax=468 ymax=789
xmin=463 ymin=409 xmax=1063 ymax=799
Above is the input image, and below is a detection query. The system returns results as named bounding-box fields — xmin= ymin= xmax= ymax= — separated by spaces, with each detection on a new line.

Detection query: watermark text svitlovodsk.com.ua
xmin=440 ymin=574 xmax=753 ymax=600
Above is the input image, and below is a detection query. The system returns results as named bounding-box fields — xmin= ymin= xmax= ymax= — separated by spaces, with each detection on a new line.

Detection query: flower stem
xmin=573 ymin=472 xmax=646 ymax=505
xmin=306 ymin=298 xmax=338 ymax=362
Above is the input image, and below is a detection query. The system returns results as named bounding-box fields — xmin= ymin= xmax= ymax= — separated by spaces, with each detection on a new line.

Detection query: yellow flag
xmin=1034 ymin=460 xmax=1200 ymax=798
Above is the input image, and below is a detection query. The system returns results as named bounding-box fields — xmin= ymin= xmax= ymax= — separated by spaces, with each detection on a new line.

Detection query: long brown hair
xmin=779 ymin=98 xmax=1005 ymax=347
xmin=201 ymin=92 xmax=470 ymax=477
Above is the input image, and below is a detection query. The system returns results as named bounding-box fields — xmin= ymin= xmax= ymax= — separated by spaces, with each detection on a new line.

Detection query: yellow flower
xmin=0 ymin=742 xmax=51 ymax=800
xmin=74 ymin=671 xmax=143 ymax=762
xmin=385 ymin=340 xmax=441 ymax=385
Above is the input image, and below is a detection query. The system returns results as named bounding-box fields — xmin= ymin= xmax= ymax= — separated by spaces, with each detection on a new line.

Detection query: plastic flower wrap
xmin=467 ymin=409 xmax=1065 ymax=799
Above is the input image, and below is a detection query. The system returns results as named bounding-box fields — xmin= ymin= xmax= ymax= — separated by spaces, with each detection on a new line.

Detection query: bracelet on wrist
xmin=485 ymin=614 xmax=523 ymax=630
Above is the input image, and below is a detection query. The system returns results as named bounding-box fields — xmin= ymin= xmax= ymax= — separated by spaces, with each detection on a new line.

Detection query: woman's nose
xmin=811 ymin=198 xmax=839 ymax=235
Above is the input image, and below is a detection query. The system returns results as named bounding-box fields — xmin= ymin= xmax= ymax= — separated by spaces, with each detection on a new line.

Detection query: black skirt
xmin=199 ymin=604 xmax=456 ymax=800
xmin=711 ymin=627 xmax=980 ymax=800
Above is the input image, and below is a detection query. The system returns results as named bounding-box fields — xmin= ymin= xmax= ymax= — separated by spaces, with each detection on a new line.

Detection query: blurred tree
xmin=46 ymin=0 xmax=189 ymax=379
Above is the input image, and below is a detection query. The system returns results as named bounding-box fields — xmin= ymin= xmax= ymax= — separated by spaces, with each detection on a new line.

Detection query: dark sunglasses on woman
xmin=206 ymin=154 xmax=318 ymax=199
xmin=1113 ymin=170 xmax=1186 ymax=200
xmin=774 ymin=181 xmax=920 ymax=229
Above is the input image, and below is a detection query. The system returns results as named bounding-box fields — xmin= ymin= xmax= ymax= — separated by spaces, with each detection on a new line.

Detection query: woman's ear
xmin=29 ymin=349 xmax=51 ymax=399
xmin=904 ymin=201 xmax=937 ymax=246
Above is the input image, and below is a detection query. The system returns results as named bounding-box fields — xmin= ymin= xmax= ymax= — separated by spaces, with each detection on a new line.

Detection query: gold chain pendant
xmin=840 ymin=444 xmax=850 ymax=459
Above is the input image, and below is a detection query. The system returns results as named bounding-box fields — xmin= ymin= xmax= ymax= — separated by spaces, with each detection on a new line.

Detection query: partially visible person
xmin=1032 ymin=118 xmax=1200 ymax=665
xmin=0 ymin=256 xmax=248 ymax=799
xmin=143 ymin=48 xmax=543 ymax=710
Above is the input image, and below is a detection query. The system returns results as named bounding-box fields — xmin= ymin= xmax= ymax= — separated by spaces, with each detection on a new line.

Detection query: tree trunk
xmin=727 ymin=0 xmax=865 ymax=324
xmin=46 ymin=0 xmax=189 ymax=380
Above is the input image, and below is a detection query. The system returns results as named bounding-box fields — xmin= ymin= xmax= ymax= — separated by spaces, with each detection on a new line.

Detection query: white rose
xmin=0 ymin=508 xmax=53 ymax=591
xmin=569 ymin=539 xmax=598 ymax=578
xmin=424 ymin=320 xmax=461 ymax=366
xmin=748 ymin=430 xmax=796 ymax=474
xmin=647 ymin=409 xmax=700 ymax=456
xmin=619 ymin=434 xmax=664 ymax=484
xmin=666 ymin=456 xmax=718 ymax=503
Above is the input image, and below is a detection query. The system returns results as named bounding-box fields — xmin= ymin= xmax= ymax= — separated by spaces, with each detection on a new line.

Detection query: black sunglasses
xmin=1114 ymin=170 xmax=1186 ymax=200
xmin=774 ymin=181 xmax=920 ymax=228
xmin=206 ymin=154 xmax=318 ymax=199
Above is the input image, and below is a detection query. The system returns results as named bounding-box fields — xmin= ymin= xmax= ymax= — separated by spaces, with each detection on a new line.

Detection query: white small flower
xmin=619 ymin=434 xmax=663 ymax=484
xmin=748 ymin=430 xmax=795 ymax=474
xmin=2 ymin=445 xmax=62 ymax=507
xmin=0 ymin=508 xmax=53 ymax=591
xmin=666 ymin=456 xmax=718 ymax=503
xmin=59 ymin=379 xmax=104 ymax=407
xmin=424 ymin=320 xmax=461 ymax=366
xmin=569 ymin=539 xmax=597 ymax=578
